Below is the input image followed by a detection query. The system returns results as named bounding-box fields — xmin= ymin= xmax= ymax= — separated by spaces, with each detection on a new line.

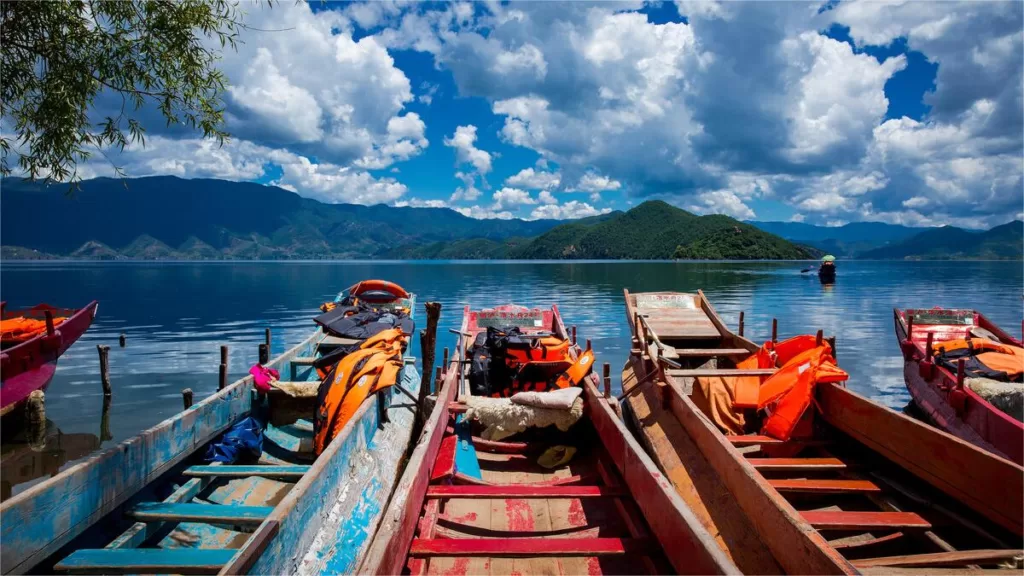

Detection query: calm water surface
xmin=1 ymin=260 xmax=1021 ymax=495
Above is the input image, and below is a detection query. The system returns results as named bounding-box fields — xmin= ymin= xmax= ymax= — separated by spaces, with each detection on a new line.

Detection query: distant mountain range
xmin=749 ymin=220 xmax=1022 ymax=260
xmin=858 ymin=221 xmax=1023 ymax=260
xmin=2 ymin=177 xmax=1017 ymax=261
xmin=0 ymin=176 xmax=558 ymax=259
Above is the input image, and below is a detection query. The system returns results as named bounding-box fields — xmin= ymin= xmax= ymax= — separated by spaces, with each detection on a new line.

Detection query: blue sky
xmin=74 ymin=1 xmax=1022 ymax=228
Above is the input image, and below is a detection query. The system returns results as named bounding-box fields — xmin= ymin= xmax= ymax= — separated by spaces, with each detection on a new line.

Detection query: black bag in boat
xmin=468 ymin=326 xmax=535 ymax=396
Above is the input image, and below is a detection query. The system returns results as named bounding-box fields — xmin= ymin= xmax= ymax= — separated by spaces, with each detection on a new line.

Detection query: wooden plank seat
xmin=183 ymin=465 xmax=310 ymax=479
xmin=126 ymin=502 xmax=272 ymax=526
xmin=802 ymin=511 xmax=932 ymax=531
xmin=451 ymin=472 xmax=591 ymax=487
xmin=408 ymin=537 xmax=655 ymax=557
xmin=667 ymin=368 xmax=777 ymax=378
xmin=851 ymin=549 xmax=1024 ymax=569
xmin=55 ymin=548 xmax=235 ymax=575
xmin=425 ymin=485 xmax=627 ymax=499
xmin=291 ymin=356 xmax=317 ymax=365
xmin=747 ymin=457 xmax=847 ymax=471
xmin=671 ymin=348 xmax=752 ymax=357
xmin=727 ymin=435 xmax=784 ymax=445
xmin=769 ymin=479 xmax=882 ymax=494
xmin=107 ymin=474 xmax=215 ymax=550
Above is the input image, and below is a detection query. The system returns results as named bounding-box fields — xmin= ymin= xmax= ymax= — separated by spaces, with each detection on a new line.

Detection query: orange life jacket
xmin=488 ymin=341 xmax=594 ymax=398
xmin=0 ymin=316 xmax=66 ymax=344
xmin=505 ymin=337 xmax=571 ymax=364
xmin=933 ymin=337 xmax=1024 ymax=381
xmin=313 ymin=328 xmax=404 ymax=455
xmin=554 ymin=348 xmax=595 ymax=389
xmin=756 ymin=337 xmax=848 ymax=441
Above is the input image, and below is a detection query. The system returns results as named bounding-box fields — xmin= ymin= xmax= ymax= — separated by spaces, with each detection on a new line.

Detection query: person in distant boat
xmin=818 ymin=255 xmax=836 ymax=284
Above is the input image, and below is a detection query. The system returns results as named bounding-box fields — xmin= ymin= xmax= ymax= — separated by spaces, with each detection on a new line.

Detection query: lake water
xmin=1 ymin=260 xmax=1020 ymax=496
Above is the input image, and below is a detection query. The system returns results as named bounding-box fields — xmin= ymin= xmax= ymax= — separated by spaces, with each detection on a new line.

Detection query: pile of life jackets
xmin=695 ymin=335 xmax=848 ymax=441
xmin=931 ymin=337 xmax=1024 ymax=382
xmin=313 ymin=328 xmax=405 ymax=455
xmin=314 ymin=301 xmax=414 ymax=342
xmin=1 ymin=314 xmax=66 ymax=345
xmin=468 ymin=326 xmax=594 ymax=398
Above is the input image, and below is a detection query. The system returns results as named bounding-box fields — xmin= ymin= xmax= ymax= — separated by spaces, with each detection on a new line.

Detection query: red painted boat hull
xmin=894 ymin=307 xmax=1023 ymax=465
xmin=1 ymin=301 xmax=99 ymax=417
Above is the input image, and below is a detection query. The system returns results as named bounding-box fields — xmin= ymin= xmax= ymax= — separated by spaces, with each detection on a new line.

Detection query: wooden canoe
xmin=894 ymin=307 xmax=1023 ymax=465
xmin=0 ymin=287 xmax=420 ymax=575
xmin=359 ymin=303 xmax=737 ymax=576
xmin=622 ymin=289 xmax=1024 ymax=574
xmin=1 ymin=301 xmax=99 ymax=418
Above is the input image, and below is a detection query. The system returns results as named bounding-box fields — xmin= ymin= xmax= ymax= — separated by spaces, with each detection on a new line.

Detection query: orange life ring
xmin=346 ymin=279 xmax=410 ymax=300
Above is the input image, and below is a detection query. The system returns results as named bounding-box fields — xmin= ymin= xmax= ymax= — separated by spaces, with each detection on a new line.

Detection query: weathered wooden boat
xmin=1 ymin=301 xmax=99 ymax=418
xmin=0 ymin=283 xmax=420 ymax=575
xmin=894 ymin=307 xmax=1023 ymax=465
xmin=622 ymin=290 xmax=1024 ymax=574
xmin=359 ymin=303 xmax=737 ymax=576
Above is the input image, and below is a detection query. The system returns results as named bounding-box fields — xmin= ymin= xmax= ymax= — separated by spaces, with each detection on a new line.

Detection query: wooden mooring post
xmin=100 ymin=395 xmax=113 ymax=442
xmin=219 ymin=345 xmax=229 ymax=390
xmin=419 ymin=302 xmax=442 ymax=409
xmin=97 ymin=345 xmax=112 ymax=396
xmin=119 ymin=333 xmax=126 ymax=348
xmin=265 ymin=328 xmax=272 ymax=352
xmin=26 ymin=390 xmax=45 ymax=447
xmin=258 ymin=343 xmax=269 ymax=365
xmin=182 ymin=388 xmax=194 ymax=410
xmin=738 ymin=311 xmax=745 ymax=337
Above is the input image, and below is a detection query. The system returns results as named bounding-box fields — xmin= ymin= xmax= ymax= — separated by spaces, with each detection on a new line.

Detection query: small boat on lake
xmin=1 ymin=301 xmax=99 ymax=419
xmin=358 ymin=303 xmax=736 ymax=575
xmin=622 ymin=289 xmax=1023 ymax=574
xmin=894 ymin=307 xmax=1023 ymax=465
xmin=0 ymin=282 xmax=419 ymax=575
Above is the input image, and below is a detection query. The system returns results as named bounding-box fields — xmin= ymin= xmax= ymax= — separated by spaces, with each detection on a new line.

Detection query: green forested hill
xmin=510 ymin=201 xmax=816 ymax=260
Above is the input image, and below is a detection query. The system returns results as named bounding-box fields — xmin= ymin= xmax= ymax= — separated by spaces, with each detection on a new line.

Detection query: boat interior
xmin=43 ymin=336 xmax=334 ymax=575
xmin=624 ymin=290 xmax=1024 ymax=574
xmin=397 ymin=305 xmax=677 ymax=576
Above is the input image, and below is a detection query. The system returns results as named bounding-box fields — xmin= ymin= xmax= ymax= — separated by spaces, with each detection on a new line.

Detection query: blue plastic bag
xmin=203 ymin=416 xmax=264 ymax=464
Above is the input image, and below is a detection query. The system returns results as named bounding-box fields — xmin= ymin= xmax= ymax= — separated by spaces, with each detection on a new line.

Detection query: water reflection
xmin=0 ymin=260 xmax=1020 ymax=496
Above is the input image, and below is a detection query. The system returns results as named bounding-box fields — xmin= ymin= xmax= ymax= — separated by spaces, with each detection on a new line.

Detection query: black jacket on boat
xmin=314 ymin=304 xmax=415 ymax=342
